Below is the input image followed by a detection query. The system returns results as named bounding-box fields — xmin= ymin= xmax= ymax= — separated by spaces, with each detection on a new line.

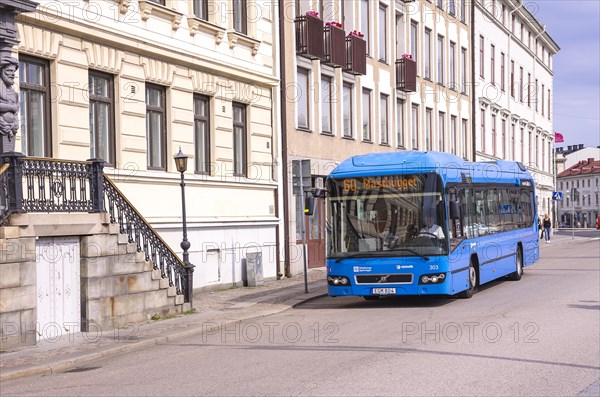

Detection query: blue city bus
xmin=325 ymin=151 xmax=539 ymax=299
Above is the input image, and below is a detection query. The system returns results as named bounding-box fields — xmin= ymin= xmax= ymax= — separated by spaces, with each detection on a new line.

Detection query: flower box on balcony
xmin=396 ymin=57 xmax=417 ymax=92
xmin=295 ymin=12 xmax=324 ymax=60
xmin=344 ymin=33 xmax=366 ymax=75
xmin=323 ymin=23 xmax=346 ymax=67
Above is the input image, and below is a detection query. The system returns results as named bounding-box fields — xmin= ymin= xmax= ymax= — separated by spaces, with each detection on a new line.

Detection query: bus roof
xmin=328 ymin=151 xmax=533 ymax=184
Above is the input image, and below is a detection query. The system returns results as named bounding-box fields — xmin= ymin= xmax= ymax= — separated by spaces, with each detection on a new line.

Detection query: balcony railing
xmin=396 ymin=57 xmax=417 ymax=92
xmin=344 ymin=34 xmax=366 ymax=75
xmin=295 ymin=13 xmax=324 ymax=60
xmin=323 ymin=24 xmax=346 ymax=67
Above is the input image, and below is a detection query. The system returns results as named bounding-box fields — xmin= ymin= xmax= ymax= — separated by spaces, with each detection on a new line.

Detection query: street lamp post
xmin=174 ymin=148 xmax=194 ymax=306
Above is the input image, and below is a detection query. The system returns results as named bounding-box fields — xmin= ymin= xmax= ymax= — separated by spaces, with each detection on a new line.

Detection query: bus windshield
xmin=327 ymin=173 xmax=448 ymax=259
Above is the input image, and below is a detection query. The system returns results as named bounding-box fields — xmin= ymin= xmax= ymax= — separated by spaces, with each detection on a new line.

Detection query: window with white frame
xmin=89 ymin=71 xmax=115 ymax=166
xmin=378 ymin=3 xmax=387 ymax=62
xmin=437 ymin=35 xmax=444 ymax=84
xmin=396 ymin=99 xmax=405 ymax=147
xmin=425 ymin=108 xmax=432 ymax=151
xmin=410 ymin=20 xmax=418 ymax=75
xmin=193 ymin=0 xmax=208 ymax=20
xmin=424 ymin=29 xmax=431 ymax=80
xmin=194 ymin=94 xmax=211 ymax=174
xmin=479 ymin=35 xmax=484 ymax=78
xmin=490 ymin=44 xmax=495 ymax=85
xmin=321 ymin=75 xmax=333 ymax=134
xmin=451 ymin=115 xmax=457 ymax=154
xmin=500 ymin=52 xmax=505 ymax=91
xmin=233 ymin=0 xmax=247 ymax=34
xmin=297 ymin=68 xmax=310 ymax=129
xmin=461 ymin=47 xmax=467 ymax=94
xmin=411 ymin=104 xmax=419 ymax=149
xmin=360 ymin=0 xmax=370 ymax=55
xmin=145 ymin=84 xmax=166 ymax=170
xmin=380 ymin=94 xmax=389 ymax=145
xmin=449 ymin=41 xmax=456 ymax=89
xmin=233 ymin=102 xmax=247 ymax=177
xmin=343 ymin=82 xmax=353 ymax=138
xmin=461 ymin=118 xmax=468 ymax=158
xmin=438 ymin=111 xmax=445 ymax=151
xmin=362 ymin=89 xmax=371 ymax=141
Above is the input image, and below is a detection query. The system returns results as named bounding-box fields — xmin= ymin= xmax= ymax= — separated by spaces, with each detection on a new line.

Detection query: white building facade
xmin=473 ymin=0 xmax=559 ymax=216
xmin=14 ymin=0 xmax=282 ymax=289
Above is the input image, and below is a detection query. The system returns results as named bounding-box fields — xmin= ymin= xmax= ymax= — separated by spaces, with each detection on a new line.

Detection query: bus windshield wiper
xmin=333 ymin=248 xmax=429 ymax=262
xmin=333 ymin=253 xmax=372 ymax=263
xmin=387 ymin=248 xmax=430 ymax=261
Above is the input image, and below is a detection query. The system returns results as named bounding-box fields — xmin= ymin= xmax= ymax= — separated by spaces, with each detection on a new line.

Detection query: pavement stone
xmin=0 ymin=268 xmax=328 ymax=383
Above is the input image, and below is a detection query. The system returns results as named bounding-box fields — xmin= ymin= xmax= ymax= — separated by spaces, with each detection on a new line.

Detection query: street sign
xmin=552 ymin=191 xmax=563 ymax=201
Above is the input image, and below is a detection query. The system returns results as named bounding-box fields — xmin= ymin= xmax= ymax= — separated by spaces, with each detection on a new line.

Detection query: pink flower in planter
xmin=306 ymin=10 xmax=319 ymax=17
xmin=349 ymin=30 xmax=364 ymax=38
xmin=402 ymin=53 xmax=413 ymax=60
xmin=326 ymin=21 xmax=343 ymax=28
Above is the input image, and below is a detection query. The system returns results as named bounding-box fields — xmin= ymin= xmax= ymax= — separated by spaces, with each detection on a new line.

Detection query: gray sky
xmin=532 ymin=0 xmax=600 ymax=149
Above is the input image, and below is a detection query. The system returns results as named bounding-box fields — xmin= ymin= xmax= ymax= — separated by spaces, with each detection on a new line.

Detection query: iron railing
xmin=103 ymin=175 xmax=191 ymax=300
xmin=0 ymin=154 xmax=193 ymax=303
xmin=0 ymin=162 xmax=11 ymax=226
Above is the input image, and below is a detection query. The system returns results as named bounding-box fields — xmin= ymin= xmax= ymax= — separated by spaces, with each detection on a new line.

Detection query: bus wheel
xmin=508 ymin=246 xmax=523 ymax=281
xmin=363 ymin=296 xmax=379 ymax=301
xmin=457 ymin=261 xmax=477 ymax=299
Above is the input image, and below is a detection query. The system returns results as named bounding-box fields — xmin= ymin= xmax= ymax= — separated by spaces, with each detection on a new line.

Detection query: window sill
xmin=138 ymin=0 xmax=183 ymax=30
xmin=297 ymin=127 xmax=312 ymax=133
xmin=321 ymin=131 xmax=335 ymax=137
xmin=187 ymin=17 xmax=226 ymax=43
xmin=341 ymin=135 xmax=355 ymax=141
xmin=227 ymin=31 xmax=261 ymax=56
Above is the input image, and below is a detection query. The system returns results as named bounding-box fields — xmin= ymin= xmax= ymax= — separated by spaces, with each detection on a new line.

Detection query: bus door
xmin=448 ymin=186 xmax=472 ymax=293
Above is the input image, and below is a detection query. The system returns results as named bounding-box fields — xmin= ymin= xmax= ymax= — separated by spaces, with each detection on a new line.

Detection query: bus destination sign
xmin=343 ymin=176 xmax=421 ymax=192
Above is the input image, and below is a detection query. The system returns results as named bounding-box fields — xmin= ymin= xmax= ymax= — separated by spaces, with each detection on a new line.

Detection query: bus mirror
xmin=449 ymin=200 xmax=460 ymax=220
xmin=312 ymin=188 xmax=327 ymax=198
xmin=304 ymin=196 xmax=315 ymax=216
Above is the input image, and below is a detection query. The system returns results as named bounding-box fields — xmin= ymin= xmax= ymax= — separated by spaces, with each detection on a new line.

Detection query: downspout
xmin=470 ymin=0 xmax=476 ymax=161
xmin=278 ymin=1 xmax=291 ymax=278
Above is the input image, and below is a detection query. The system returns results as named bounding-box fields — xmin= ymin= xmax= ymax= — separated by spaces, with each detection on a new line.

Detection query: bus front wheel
xmin=457 ymin=261 xmax=478 ymax=299
xmin=508 ymin=246 xmax=523 ymax=281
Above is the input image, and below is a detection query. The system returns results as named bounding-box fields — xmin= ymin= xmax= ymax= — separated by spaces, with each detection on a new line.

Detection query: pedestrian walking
xmin=538 ymin=217 xmax=544 ymax=240
xmin=543 ymin=214 xmax=551 ymax=243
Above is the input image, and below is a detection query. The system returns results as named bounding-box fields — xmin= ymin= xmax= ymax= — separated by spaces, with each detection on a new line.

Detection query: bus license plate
xmin=372 ymin=288 xmax=396 ymax=295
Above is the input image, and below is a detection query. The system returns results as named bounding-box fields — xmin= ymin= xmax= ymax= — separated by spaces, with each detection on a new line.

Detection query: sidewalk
xmin=0 ymin=268 xmax=327 ymax=383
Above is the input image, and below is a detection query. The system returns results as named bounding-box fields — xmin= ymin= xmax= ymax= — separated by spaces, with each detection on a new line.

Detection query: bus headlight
xmin=419 ymin=273 xmax=446 ymax=285
xmin=328 ymin=276 xmax=350 ymax=286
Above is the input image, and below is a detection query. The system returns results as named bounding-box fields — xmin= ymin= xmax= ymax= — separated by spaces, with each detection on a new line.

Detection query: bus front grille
xmin=355 ymin=274 xmax=413 ymax=284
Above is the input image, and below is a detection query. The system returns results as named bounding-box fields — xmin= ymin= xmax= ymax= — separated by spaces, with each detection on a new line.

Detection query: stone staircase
xmin=0 ymin=212 xmax=188 ymax=349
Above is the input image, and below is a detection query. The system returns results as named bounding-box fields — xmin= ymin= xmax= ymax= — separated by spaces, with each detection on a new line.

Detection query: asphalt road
xmin=2 ymin=238 xmax=599 ymax=396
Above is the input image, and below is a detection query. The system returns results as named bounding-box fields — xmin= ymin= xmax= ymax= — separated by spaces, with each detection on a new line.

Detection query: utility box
xmin=246 ymin=252 xmax=264 ymax=287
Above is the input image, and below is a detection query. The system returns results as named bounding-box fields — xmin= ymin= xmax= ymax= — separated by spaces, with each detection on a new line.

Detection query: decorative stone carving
xmin=1 ymin=0 xmax=38 ymax=153
xmin=0 ymin=56 xmax=19 ymax=151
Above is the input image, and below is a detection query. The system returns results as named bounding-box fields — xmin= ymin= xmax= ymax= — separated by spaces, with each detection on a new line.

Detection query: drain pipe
xmin=470 ymin=0 xmax=476 ymax=161
xmin=278 ymin=1 xmax=291 ymax=278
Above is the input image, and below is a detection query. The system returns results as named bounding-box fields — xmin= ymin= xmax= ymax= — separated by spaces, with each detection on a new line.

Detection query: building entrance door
xmin=36 ymin=237 xmax=81 ymax=341
xmin=306 ymin=197 xmax=326 ymax=267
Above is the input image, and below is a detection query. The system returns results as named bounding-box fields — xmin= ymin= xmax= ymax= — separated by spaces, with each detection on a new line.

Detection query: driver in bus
xmin=419 ymin=214 xmax=445 ymax=239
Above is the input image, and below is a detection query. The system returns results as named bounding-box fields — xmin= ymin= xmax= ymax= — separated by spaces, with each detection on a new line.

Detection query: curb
xmin=0 ymin=287 xmax=328 ymax=383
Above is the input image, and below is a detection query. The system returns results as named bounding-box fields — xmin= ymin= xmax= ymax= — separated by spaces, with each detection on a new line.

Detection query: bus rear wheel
xmin=457 ymin=261 xmax=478 ymax=299
xmin=508 ymin=246 xmax=523 ymax=281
